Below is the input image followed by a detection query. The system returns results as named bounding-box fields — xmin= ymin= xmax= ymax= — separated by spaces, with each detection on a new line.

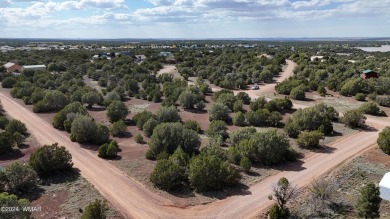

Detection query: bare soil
xmin=31 ymin=171 xmax=123 ymax=219
xmin=288 ymin=146 xmax=390 ymax=219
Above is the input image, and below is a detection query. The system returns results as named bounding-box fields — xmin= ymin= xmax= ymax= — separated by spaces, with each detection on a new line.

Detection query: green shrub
xmin=5 ymin=119 xmax=27 ymax=136
xmin=378 ymin=127 xmax=390 ymax=155
xmin=359 ymin=102 xmax=386 ymax=116
xmin=156 ymin=106 xmax=180 ymax=123
xmin=206 ymin=120 xmax=228 ymax=139
xmin=1 ymin=77 xmax=17 ymax=88
xmin=150 ymin=159 xmax=185 ymax=191
xmin=341 ymin=109 xmax=366 ymax=128
xmin=29 ymin=143 xmax=73 ymax=175
xmin=106 ymin=100 xmax=129 ymax=123
xmin=233 ymin=111 xmax=246 ymax=126
xmin=355 ymin=93 xmax=366 ymax=101
xmin=268 ymin=204 xmax=290 ymax=219
xmin=143 ymin=118 xmax=159 ymax=137
xmin=0 ymin=116 xmax=9 ymax=129
xmin=81 ymin=199 xmax=108 ymax=219
xmin=110 ymin=120 xmax=127 ymax=137
xmin=289 ymin=85 xmax=305 ymax=100
xmin=145 ymin=149 xmax=156 ymax=160
xmin=135 ymin=134 xmax=144 ymax=144
xmin=240 ymin=157 xmax=251 ymax=173
xmin=133 ymin=111 xmax=154 ymax=130
xmin=183 ymin=120 xmax=201 ymax=133
xmin=188 ymin=154 xmax=240 ymax=192
xmin=297 ymin=130 xmax=324 ymax=149
xmin=98 ymin=141 xmax=118 ymax=159
xmin=208 ymin=102 xmax=230 ymax=122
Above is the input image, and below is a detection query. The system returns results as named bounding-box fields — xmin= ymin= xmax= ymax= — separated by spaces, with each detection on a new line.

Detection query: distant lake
xmin=355 ymin=45 xmax=390 ymax=52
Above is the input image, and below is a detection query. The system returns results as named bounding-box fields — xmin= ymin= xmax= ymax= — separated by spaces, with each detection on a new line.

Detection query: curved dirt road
xmin=0 ymin=92 xmax=176 ymax=219
xmin=0 ymin=58 xmax=388 ymax=218
xmin=209 ymin=59 xmax=297 ymax=99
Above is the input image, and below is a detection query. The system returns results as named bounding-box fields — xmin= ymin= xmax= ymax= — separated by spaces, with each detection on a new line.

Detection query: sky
xmin=0 ymin=0 xmax=389 ymax=39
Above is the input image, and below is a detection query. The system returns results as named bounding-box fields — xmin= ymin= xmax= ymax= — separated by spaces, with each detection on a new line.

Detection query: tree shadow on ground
xmin=312 ymin=145 xmax=337 ymax=154
xmin=17 ymin=143 xmax=30 ymax=149
xmin=24 ymin=169 xmax=81 ymax=201
xmin=166 ymin=182 xmax=251 ymax=200
xmin=79 ymin=143 xmax=100 ymax=151
xmin=41 ymin=169 xmax=81 ymax=186
xmin=196 ymin=183 xmax=251 ymax=200
xmin=303 ymin=97 xmax=316 ymax=102
xmin=0 ymin=149 xmax=24 ymax=161
xmin=330 ymin=130 xmax=343 ymax=137
xmin=363 ymin=125 xmax=378 ymax=132
xmin=87 ymin=106 xmax=106 ymax=112
xmin=109 ymin=155 xmax=122 ymax=161
xmin=19 ymin=186 xmax=45 ymax=201
xmin=329 ymin=201 xmax=353 ymax=216
xmin=115 ymin=132 xmax=132 ymax=138
xmin=124 ymin=119 xmax=134 ymax=125
xmin=273 ymin=159 xmax=306 ymax=172
xmin=183 ymin=108 xmax=207 ymax=114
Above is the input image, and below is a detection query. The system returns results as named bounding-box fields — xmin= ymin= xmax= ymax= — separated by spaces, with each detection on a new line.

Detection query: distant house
xmin=120 ymin=51 xmax=133 ymax=57
xmin=310 ymin=56 xmax=324 ymax=62
xmin=21 ymin=65 xmax=46 ymax=72
xmin=135 ymin=55 xmax=147 ymax=62
xmin=361 ymin=69 xmax=379 ymax=79
xmin=158 ymin=52 xmax=173 ymax=57
xmin=3 ymin=62 xmax=22 ymax=73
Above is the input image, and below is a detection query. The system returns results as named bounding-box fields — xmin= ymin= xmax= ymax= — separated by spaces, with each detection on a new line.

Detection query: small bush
xmin=110 ymin=120 xmax=127 ymax=137
xmin=133 ymin=111 xmax=154 ymax=130
xmin=342 ymin=109 xmax=366 ymax=128
xmin=98 ymin=141 xmax=118 ymax=159
xmin=355 ymin=93 xmax=366 ymax=101
xmin=1 ymin=77 xmax=17 ymax=88
xmin=297 ymin=130 xmax=324 ymax=149
xmin=145 ymin=149 xmax=156 ymax=160
xmin=378 ymin=127 xmax=390 ymax=155
xmin=184 ymin=120 xmax=201 ymax=133
xmin=359 ymin=102 xmax=386 ymax=116
xmin=135 ymin=134 xmax=144 ymax=144
xmin=143 ymin=118 xmax=159 ymax=137
xmin=0 ymin=116 xmax=9 ymax=129
xmin=233 ymin=111 xmax=246 ymax=126
xmin=81 ymin=199 xmax=108 ymax=219
xmin=376 ymin=95 xmax=390 ymax=107
xmin=289 ymin=85 xmax=305 ymax=100
xmin=240 ymin=157 xmax=251 ymax=173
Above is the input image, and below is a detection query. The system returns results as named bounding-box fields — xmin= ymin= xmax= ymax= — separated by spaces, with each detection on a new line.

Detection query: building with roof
xmin=21 ymin=65 xmax=47 ymax=72
xmin=158 ymin=52 xmax=173 ymax=57
xmin=361 ymin=69 xmax=379 ymax=79
xmin=3 ymin=62 xmax=22 ymax=73
xmin=135 ymin=55 xmax=147 ymax=62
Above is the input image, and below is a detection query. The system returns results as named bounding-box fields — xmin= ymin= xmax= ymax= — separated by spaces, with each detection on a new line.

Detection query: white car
xmin=251 ymin=84 xmax=259 ymax=90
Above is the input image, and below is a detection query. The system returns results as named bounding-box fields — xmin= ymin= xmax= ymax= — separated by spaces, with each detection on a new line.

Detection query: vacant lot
xmin=286 ymin=146 xmax=390 ymax=219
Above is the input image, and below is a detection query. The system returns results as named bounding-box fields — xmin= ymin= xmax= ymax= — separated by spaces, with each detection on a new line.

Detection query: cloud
xmin=1 ymin=0 xmax=390 ymax=37
xmin=291 ymin=0 xmax=330 ymax=8
xmin=0 ymin=0 xmax=11 ymax=8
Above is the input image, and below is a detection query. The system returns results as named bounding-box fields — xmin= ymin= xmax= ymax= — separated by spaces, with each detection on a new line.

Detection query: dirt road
xmin=210 ymin=59 xmax=297 ymax=99
xmin=0 ymin=92 xmax=176 ymax=219
xmin=157 ymin=65 xmax=182 ymax=79
xmin=1 ymin=57 xmax=388 ymax=218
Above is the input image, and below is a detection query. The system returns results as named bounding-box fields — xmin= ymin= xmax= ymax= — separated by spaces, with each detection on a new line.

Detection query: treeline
xmin=276 ymin=51 xmax=390 ymax=106
xmin=175 ymin=48 xmax=287 ymax=89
